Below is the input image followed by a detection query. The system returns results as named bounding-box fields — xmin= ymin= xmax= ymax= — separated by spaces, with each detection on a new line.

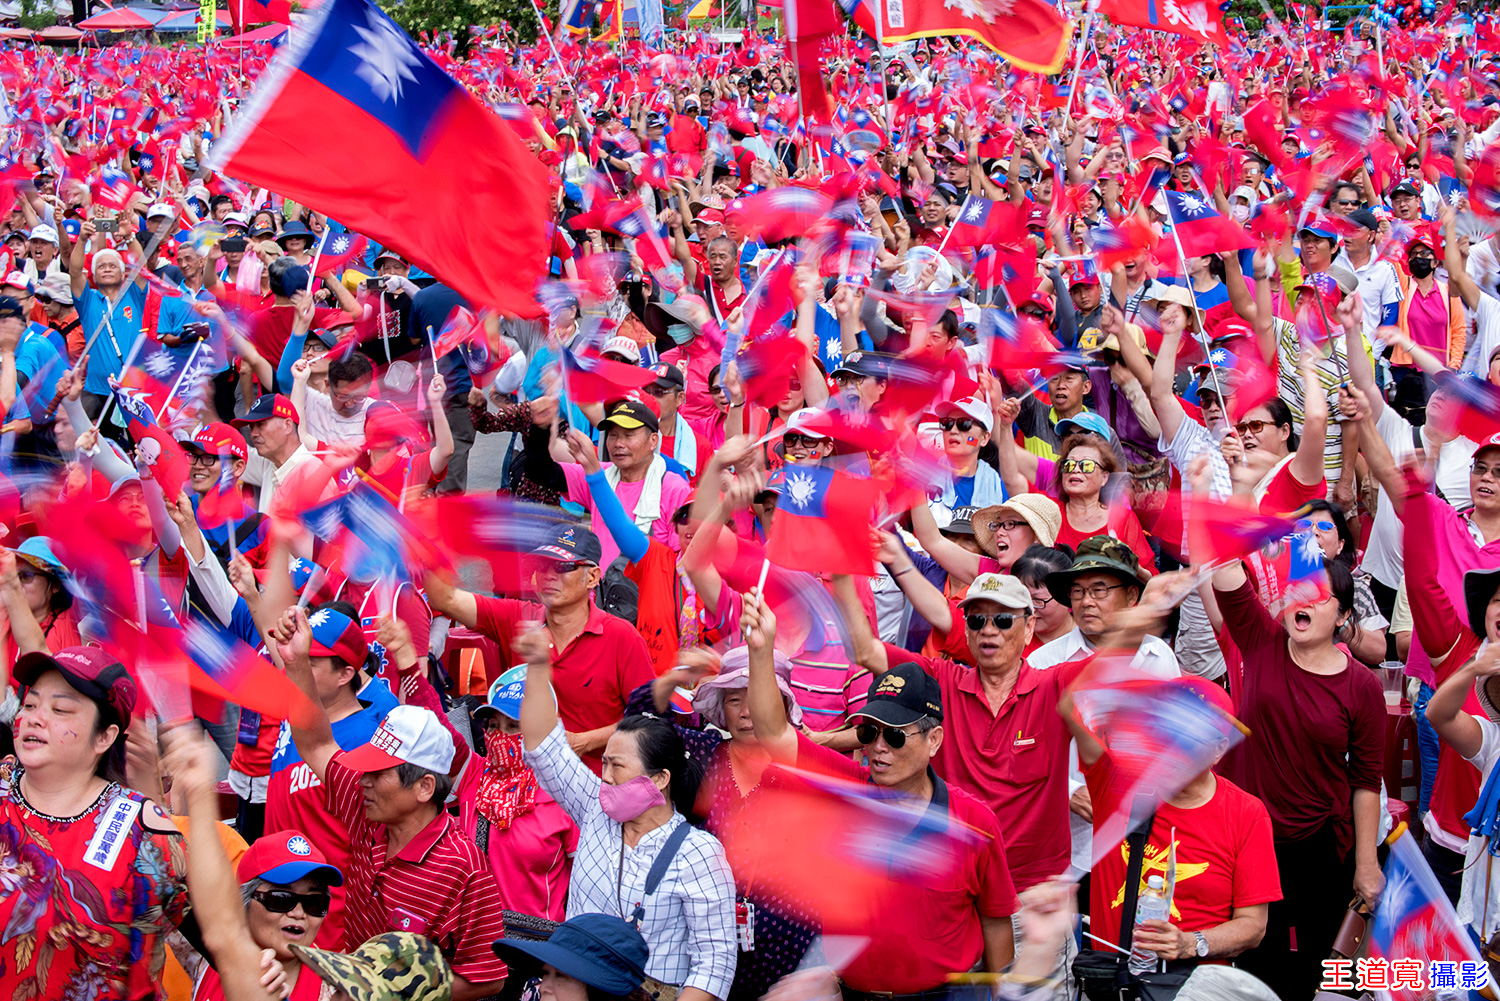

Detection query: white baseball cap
xmin=338 ymin=705 xmax=455 ymax=775
xmin=782 ymin=407 xmax=830 ymax=440
xmin=147 ymin=202 xmax=175 ymax=221
xmin=601 ymin=335 xmax=641 ymax=364
xmin=2 ymin=271 xmax=34 ymax=295
xmin=27 ymin=224 xmax=57 ymax=246
xmin=935 ymin=396 xmax=994 ymax=433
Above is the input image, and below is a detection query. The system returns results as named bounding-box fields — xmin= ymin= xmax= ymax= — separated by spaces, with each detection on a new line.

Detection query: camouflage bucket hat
xmin=292 ymin=932 xmax=452 ymax=1001
xmin=1044 ymin=535 xmax=1147 ymax=608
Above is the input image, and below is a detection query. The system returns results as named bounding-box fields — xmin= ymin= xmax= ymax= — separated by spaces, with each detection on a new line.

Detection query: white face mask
xmin=1231 ymin=204 xmax=1251 ymax=223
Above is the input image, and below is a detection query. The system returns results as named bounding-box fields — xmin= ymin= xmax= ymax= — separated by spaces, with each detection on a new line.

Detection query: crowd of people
xmin=3 ymin=1 xmax=1500 ymax=1000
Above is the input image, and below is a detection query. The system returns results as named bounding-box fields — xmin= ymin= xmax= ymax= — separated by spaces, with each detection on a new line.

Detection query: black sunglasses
xmin=938 ymin=417 xmax=977 ymax=432
xmin=782 ymin=432 xmax=826 ymax=449
xmin=855 ymin=722 xmax=921 ymax=748
xmin=965 ymin=612 xmax=1022 ymax=631
xmin=253 ymin=888 xmax=330 ymax=917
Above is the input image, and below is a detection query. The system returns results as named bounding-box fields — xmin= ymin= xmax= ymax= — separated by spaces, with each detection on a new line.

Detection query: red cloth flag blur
xmin=1095 ymin=0 xmax=1229 ymax=44
xmin=766 ymin=464 xmax=878 ymax=575
xmin=208 ymin=0 xmax=550 ymax=317
xmin=560 ymin=346 xmax=659 ymax=404
xmin=419 ymin=495 xmax=563 ymax=595
xmin=229 ymin=0 xmax=293 ymax=32
xmin=848 ymin=0 xmax=1070 ymax=73
xmin=784 ymin=0 xmax=840 ymax=121
xmin=1187 ymin=495 xmax=1294 ymax=566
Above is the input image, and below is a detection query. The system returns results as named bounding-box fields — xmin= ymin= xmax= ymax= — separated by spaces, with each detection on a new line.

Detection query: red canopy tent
xmin=76 ymin=7 xmax=155 ymax=29
xmin=218 ymin=21 xmax=288 ymax=45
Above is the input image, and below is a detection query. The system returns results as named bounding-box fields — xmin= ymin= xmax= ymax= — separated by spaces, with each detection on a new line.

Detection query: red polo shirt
xmin=473 ymin=597 xmax=655 ymax=773
xmin=323 ymin=754 xmax=509 ymax=986
xmin=881 ymin=642 xmax=1088 ymax=891
xmin=796 ymin=736 xmax=1017 ymax=993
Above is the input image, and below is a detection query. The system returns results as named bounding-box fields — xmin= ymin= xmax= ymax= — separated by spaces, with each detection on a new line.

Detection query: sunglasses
xmin=252 ymin=888 xmax=330 ymax=917
xmin=782 ymin=432 xmax=826 ymax=449
xmin=965 ymin=612 xmax=1023 ymax=631
xmin=1335 ymin=199 xmax=1360 ymax=207
xmin=1234 ymin=419 xmax=1270 ymax=435
xmin=535 ymin=560 xmax=589 ymax=574
xmin=855 ymin=722 xmax=922 ymax=748
xmin=938 ymin=417 xmax=978 ymax=432
xmin=1059 ymin=458 xmax=1100 ymax=474
xmin=1296 ymin=518 xmax=1335 ymax=532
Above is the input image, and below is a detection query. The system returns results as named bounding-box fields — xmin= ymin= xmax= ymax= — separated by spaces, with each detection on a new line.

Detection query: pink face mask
xmin=598 ymin=774 xmax=667 ymax=822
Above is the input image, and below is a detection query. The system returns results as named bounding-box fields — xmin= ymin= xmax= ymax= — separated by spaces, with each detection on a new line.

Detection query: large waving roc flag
xmin=1095 ymin=0 xmax=1229 ymax=44
xmin=766 ymin=464 xmax=878 ymax=576
xmin=849 ymin=0 xmax=1070 ymax=74
xmin=208 ymin=0 xmax=549 ymax=318
xmin=1367 ymin=829 xmax=1482 ymax=1001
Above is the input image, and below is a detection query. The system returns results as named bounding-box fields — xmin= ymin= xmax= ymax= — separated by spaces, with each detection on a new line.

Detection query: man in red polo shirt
xmin=272 ymin=606 xmax=507 ymax=1001
xmin=742 ymin=594 xmax=1016 ymax=996
xmin=424 ymin=523 xmax=654 ymax=774
xmin=833 ymin=571 xmax=1085 ymax=892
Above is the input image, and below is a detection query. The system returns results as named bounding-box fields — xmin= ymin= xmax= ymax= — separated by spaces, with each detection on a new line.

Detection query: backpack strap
xmin=1116 ymin=795 xmax=1158 ymax=978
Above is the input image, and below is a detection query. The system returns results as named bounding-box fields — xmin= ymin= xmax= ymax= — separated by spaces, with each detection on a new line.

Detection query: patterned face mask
xmin=475 ymin=728 xmax=537 ymax=830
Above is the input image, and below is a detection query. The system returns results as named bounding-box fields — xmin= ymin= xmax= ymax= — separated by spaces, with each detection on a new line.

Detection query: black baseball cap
xmin=1391 ymin=179 xmax=1421 ymax=198
xmin=856 ymin=662 xmax=943 ymax=726
xmin=1348 ymin=208 xmax=1380 ymax=231
xmin=830 ymin=350 xmax=888 ymax=380
xmin=0 ymin=296 xmax=23 ymax=321
xmin=598 ymin=398 xmax=659 ymax=433
xmin=531 ymin=522 xmax=603 ymax=565
xmin=648 ymin=363 xmax=685 ymax=391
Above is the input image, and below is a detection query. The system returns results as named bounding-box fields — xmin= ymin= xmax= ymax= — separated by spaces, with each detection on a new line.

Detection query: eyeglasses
xmin=938 ymin=417 xmax=977 ymax=432
xmin=252 ymin=888 xmax=331 ymax=917
xmin=855 ymin=722 xmax=923 ymax=748
xmin=1474 ymin=462 xmax=1500 ymax=480
xmin=965 ymin=612 xmax=1024 ymax=631
xmin=187 ymin=452 xmax=222 ymax=467
xmin=1032 ymin=594 xmax=1054 ymax=611
xmin=991 ymin=519 xmax=1029 ymax=533
xmin=644 ymin=383 xmax=678 ymax=397
xmin=1070 ymin=582 xmax=1125 ymax=602
xmin=1296 ymin=518 xmax=1335 ymax=532
xmin=15 ymin=569 xmax=40 ymax=585
xmin=834 ymin=373 xmax=865 ymax=387
xmin=1059 ymin=458 xmax=1101 ymax=474
xmin=1018 ymin=308 xmax=1047 ymax=319
xmin=709 ymin=384 xmax=726 ymax=395
xmin=1234 ymin=420 xmax=1270 ymax=435
xmin=782 ymin=432 xmax=826 ymax=449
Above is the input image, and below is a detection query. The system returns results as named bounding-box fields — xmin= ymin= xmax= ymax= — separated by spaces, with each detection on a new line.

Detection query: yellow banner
xmin=197 ymin=0 xmax=215 ymax=42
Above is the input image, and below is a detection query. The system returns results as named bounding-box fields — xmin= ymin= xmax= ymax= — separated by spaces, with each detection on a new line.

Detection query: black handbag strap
xmin=1118 ymin=795 xmax=1159 ymax=959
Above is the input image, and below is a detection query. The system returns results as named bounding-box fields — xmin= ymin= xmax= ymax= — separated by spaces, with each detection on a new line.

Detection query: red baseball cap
xmin=363 ymin=403 xmax=427 ymax=450
xmin=15 ymin=646 xmax=136 ymax=726
xmin=187 ymin=422 xmax=249 ymax=462
xmin=238 ymin=830 xmax=344 ymax=885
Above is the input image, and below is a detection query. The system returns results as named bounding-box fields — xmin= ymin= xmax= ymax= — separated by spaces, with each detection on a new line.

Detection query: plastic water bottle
xmin=1129 ymin=875 xmax=1169 ymax=974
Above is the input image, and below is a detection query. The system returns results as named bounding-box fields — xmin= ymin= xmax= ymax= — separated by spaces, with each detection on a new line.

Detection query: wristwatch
xmin=1194 ymin=932 xmax=1209 ymax=958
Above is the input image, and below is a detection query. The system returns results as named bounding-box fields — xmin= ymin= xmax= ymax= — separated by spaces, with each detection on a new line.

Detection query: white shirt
xmin=1030 ymin=628 xmax=1180 ymax=876
xmin=1461 ymin=295 xmax=1500 ymax=378
xmin=1364 ymin=403 xmax=1478 ymax=588
xmin=301 ymin=385 xmax=371 ymax=446
xmin=1348 ymin=254 xmax=1403 ymax=344
xmin=1460 ymin=715 xmax=1500 ymax=939
xmin=256 ymin=443 xmax=320 ymax=512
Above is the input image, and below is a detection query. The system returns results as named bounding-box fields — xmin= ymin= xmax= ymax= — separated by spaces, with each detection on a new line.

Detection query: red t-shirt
xmin=248 ymin=303 xmax=349 ymax=374
xmin=472 ymin=598 xmax=655 ymax=772
xmin=795 ymin=737 xmax=1018 ymax=993
xmin=1054 ymin=505 xmax=1158 ymax=575
xmin=1257 ymin=460 xmax=1326 ymax=516
xmin=195 ymin=963 xmax=324 ymax=1001
xmin=1214 ymin=579 xmax=1385 ymax=857
xmin=880 ymin=642 xmax=1089 ymax=890
xmin=1084 ymin=752 xmax=1282 ymax=953
xmin=659 ymin=427 xmax=712 ymax=482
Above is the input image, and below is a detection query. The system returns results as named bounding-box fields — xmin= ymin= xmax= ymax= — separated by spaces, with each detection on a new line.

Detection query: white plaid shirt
xmin=526 ymin=724 xmax=738 ymax=998
xmin=1160 ymin=416 xmax=1234 ymax=557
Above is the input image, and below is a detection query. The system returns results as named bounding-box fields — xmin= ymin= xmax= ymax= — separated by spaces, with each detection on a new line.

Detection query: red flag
xmin=208 ymin=0 xmax=550 ymax=317
xmin=848 ymin=0 xmax=1070 ymax=74
xmin=765 ymin=464 xmax=878 ymax=575
xmin=946 ymin=196 xmax=1028 ymax=250
xmin=1187 ymin=495 xmax=1294 ymax=566
xmin=1094 ymin=0 xmax=1229 ymax=44
xmin=228 ymin=0 xmax=292 ymax=32
xmin=314 ymin=231 xmax=368 ymax=277
xmin=560 ymin=346 xmax=659 ymax=403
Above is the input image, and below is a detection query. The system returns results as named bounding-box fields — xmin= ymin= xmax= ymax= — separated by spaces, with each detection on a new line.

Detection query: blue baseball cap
xmin=1055 ymin=411 xmax=1113 ymax=440
xmin=474 ymin=666 xmax=526 ymax=720
xmin=493 ymin=914 xmax=648 ymax=994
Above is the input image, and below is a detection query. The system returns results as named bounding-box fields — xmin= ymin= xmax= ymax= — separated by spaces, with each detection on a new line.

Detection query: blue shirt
xmin=13 ymin=323 xmax=65 ymax=422
xmin=270 ymin=676 xmax=399 ymax=777
xmin=76 ymin=283 xmax=147 ymax=397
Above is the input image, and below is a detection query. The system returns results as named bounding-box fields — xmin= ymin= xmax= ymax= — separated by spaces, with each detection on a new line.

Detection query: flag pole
xmin=934 ymin=192 xmax=971 ymax=258
xmin=875 ymin=0 xmax=893 ymax=140
xmin=1062 ymin=12 xmax=1090 ymax=121
xmin=1162 ymin=196 xmax=1226 ymax=405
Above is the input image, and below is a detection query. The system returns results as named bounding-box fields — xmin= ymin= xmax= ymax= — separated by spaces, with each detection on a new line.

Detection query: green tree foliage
xmin=17 ymin=0 xmax=57 ymax=31
xmin=379 ymin=0 xmax=553 ymax=56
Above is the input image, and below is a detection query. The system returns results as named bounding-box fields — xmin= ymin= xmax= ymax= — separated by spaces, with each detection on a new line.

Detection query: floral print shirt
xmin=0 ymin=760 xmax=189 ymax=1001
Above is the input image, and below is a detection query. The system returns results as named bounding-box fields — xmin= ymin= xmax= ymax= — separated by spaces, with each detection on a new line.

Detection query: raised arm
xmin=742 ymin=587 xmax=797 ymax=762
xmin=909 ymin=498 xmax=983 ymax=584
xmin=831 ymin=573 xmax=889 ymax=675
xmin=1287 ymin=349 xmax=1327 ymax=489
xmin=1148 ymin=308 xmax=1189 ymax=445
xmin=422 ymin=570 xmax=480 ymax=629
xmin=875 ymin=529 xmax=957 ymax=634
xmin=1426 ymin=643 xmax=1500 ymax=762
xmin=269 ymin=606 xmax=338 ymax=782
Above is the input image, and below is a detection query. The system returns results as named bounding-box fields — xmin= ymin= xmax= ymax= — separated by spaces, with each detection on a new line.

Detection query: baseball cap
xmin=232 ymin=393 xmax=299 ymax=425
xmin=363 ymin=403 xmax=427 ymax=449
xmin=957 ymin=572 xmax=1033 ymax=612
xmin=306 ymin=606 xmax=370 ymax=666
xmin=830 ymin=350 xmax=886 ymax=379
xmin=14 ymin=646 xmax=137 ymax=726
xmin=649 ymin=363 xmax=684 ymax=390
xmin=935 ymin=396 xmax=994 ymax=433
xmin=493 ymin=914 xmax=648 ymax=995
xmin=1056 ymin=411 xmax=1114 ymax=440
xmin=696 ymin=207 xmax=726 ymax=225
xmin=598 ymin=397 xmax=659 ymax=433
xmin=293 ymin=933 xmax=451 ymax=1001
xmin=35 ymin=272 xmax=72 ymax=306
xmin=474 ymin=666 xmax=526 ymax=721
xmin=185 ymin=422 xmax=249 ymax=462
xmin=2 ymin=271 xmax=33 ymax=295
xmin=531 ymin=522 xmax=603 ymax=565
xmin=782 ymin=407 xmax=831 ymax=439
xmin=856 ymin=661 xmax=943 ymax=726
xmin=1476 ymin=431 xmax=1500 ymax=459
xmin=373 ymin=247 xmax=406 ymax=267
xmin=238 ymin=831 xmax=345 ymax=886
xmin=600 ymin=335 xmax=641 ymax=363
xmin=1297 ymin=221 xmax=1339 ymax=240
xmin=1391 ymin=178 xmax=1421 ymax=197
xmin=941 ymin=505 xmax=977 ymax=537
xmin=27 ymin=223 xmax=57 ymax=246
xmin=147 ymin=202 xmax=175 ymax=221
xmin=340 ymin=704 xmax=456 ymax=774
xmin=1348 ymin=208 xmax=1380 ymax=232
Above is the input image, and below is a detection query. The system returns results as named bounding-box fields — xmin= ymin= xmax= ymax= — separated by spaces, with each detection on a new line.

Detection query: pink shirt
xmin=454 ymin=765 xmax=578 ymax=922
xmin=561 ymin=462 xmax=694 ymax=567
xmin=1407 ymin=281 xmax=1449 ymax=354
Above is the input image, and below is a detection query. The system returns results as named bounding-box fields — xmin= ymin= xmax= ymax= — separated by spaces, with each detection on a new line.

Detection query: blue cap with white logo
xmin=475 ymin=666 xmax=527 ymax=720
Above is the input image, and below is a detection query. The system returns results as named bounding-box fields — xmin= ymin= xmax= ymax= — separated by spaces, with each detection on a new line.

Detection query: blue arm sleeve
xmin=1381 ymin=302 xmax=1400 ymax=327
xmin=584 ymin=468 xmax=651 ymax=563
xmin=276 ymin=328 xmax=311 ymax=392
